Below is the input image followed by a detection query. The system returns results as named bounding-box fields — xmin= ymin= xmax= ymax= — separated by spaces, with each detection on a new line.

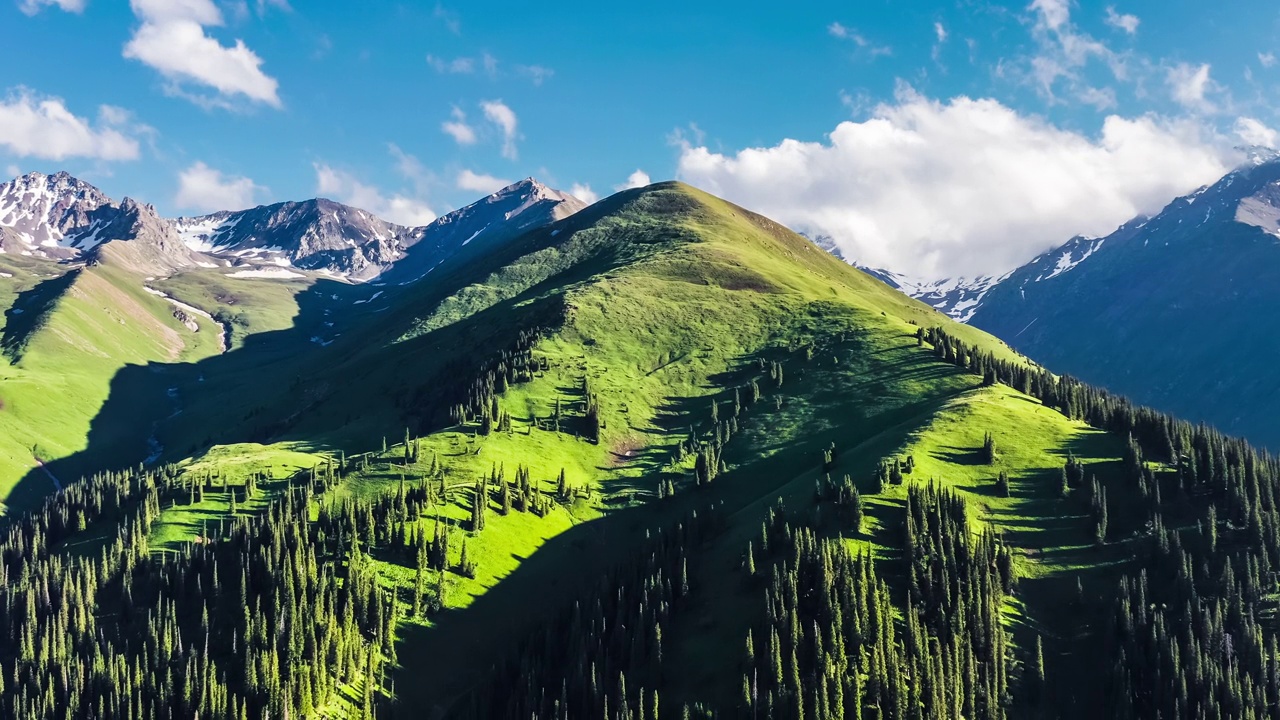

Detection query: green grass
xmin=10 ymin=182 xmax=1161 ymax=716
xmin=149 ymin=443 xmax=320 ymax=551
xmin=0 ymin=264 xmax=223 ymax=513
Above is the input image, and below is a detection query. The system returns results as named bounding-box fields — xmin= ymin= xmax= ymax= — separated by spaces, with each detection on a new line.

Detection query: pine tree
xmin=995 ymin=471 xmax=1010 ymax=498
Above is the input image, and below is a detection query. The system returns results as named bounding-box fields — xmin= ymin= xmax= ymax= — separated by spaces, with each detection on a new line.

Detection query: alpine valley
xmin=2 ymin=167 xmax=1278 ymax=720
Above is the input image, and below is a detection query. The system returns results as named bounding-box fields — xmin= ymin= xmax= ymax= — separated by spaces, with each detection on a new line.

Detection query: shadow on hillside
xmin=11 ymin=199 xmax=680 ymax=511
xmin=1 ymin=269 xmax=77 ymax=358
xmin=392 ymin=359 xmax=966 ymax=715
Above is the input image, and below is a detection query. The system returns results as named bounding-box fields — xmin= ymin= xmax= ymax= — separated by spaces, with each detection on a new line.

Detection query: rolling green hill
xmin=0 ymin=182 xmax=1272 ymax=719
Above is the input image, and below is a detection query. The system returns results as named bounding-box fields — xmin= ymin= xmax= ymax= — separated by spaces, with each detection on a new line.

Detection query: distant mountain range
xmin=867 ymin=152 xmax=1280 ymax=447
xmin=0 ymin=171 xmax=585 ymax=281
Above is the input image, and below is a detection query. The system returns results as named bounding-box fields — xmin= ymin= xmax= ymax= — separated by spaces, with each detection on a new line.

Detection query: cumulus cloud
xmin=569 ymin=183 xmax=599 ymax=204
xmin=0 ymin=89 xmax=140 ymax=160
xmin=615 ymin=170 xmax=651 ymax=191
xmin=124 ymin=0 xmax=281 ymax=109
xmin=1104 ymin=6 xmax=1140 ymax=34
xmin=1261 ymin=52 xmax=1277 ymax=69
xmin=174 ymin=161 xmax=264 ymax=212
xmin=17 ymin=0 xmax=84 ymax=14
xmin=441 ymin=106 xmax=477 ymax=146
xmin=675 ymin=90 xmax=1230 ymax=279
xmin=1166 ymin=62 xmax=1214 ymax=112
xmin=456 ymin=169 xmax=511 ymax=195
xmin=480 ymin=99 xmax=518 ymax=160
xmin=5 ymin=165 xmax=20 ymax=178
xmin=314 ymin=163 xmax=435 ymax=226
xmin=1234 ymin=117 xmax=1278 ymax=148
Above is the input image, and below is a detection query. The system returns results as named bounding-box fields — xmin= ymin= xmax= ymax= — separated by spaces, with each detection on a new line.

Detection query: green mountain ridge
xmin=0 ymin=182 xmax=1273 ymax=719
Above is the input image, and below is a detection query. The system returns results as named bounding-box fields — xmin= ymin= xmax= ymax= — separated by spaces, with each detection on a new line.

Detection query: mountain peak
xmin=0 ymin=170 xmax=115 ymax=254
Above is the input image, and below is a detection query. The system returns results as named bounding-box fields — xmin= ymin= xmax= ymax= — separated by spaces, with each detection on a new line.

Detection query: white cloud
xmin=480 ymin=99 xmax=519 ymax=160
xmin=569 ymin=183 xmax=599 ymax=204
xmin=314 ymin=163 xmax=435 ymax=226
xmin=1259 ymin=52 xmax=1276 ymax=69
xmin=1078 ymin=86 xmax=1117 ymax=110
xmin=1166 ymin=62 xmax=1214 ymax=112
xmin=441 ymin=106 xmax=477 ymax=146
xmin=1234 ymin=117 xmax=1278 ymax=148
xmin=1024 ymin=0 xmax=1125 ymax=104
xmin=124 ymin=0 xmax=281 ymax=108
xmin=481 ymin=52 xmax=498 ymax=77
xmin=174 ymin=161 xmax=264 ymax=212
xmin=17 ymin=0 xmax=84 ymax=14
xmin=675 ymin=90 xmax=1229 ymax=279
xmin=0 ymin=89 xmax=140 ymax=160
xmin=5 ymin=165 xmax=20 ymax=178
xmin=931 ymin=22 xmax=947 ymax=61
xmin=456 ymin=169 xmax=511 ymax=195
xmin=1029 ymin=0 xmax=1069 ymax=30
xmin=615 ymin=170 xmax=651 ymax=191
xmin=827 ymin=22 xmax=892 ymax=58
xmin=426 ymin=54 xmax=474 ymax=74
xmin=1104 ymin=6 xmax=1140 ymax=35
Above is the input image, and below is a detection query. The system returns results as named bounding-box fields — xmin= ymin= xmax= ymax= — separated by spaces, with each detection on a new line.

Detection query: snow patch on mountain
xmin=1038 ymin=237 xmax=1106 ymax=282
xmin=863 ymin=268 xmax=1009 ymax=322
xmin=226 ymin=268 xmax=305 ymax=279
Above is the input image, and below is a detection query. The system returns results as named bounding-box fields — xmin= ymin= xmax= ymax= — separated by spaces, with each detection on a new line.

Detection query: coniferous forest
xmin=4 ymin=317 xmax=1280 ymax=718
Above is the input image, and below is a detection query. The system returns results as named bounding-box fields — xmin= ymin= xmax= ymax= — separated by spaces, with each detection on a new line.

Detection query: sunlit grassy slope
xmin=0 ymin=259 xmax=223 ymax=513
xmin=5 ymin=182 xmax=1139 ymax=716
xmin=82 ymin=182 xmax=1138 ymax=715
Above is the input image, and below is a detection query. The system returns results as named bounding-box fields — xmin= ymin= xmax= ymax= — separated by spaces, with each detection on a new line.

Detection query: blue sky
xmin=3 ymin=0 xmax=1279 ymax=277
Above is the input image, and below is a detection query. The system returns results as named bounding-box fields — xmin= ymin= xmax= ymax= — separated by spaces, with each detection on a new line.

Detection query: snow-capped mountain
xmin=963 ymin=153 xmax=1280 ymax=447
xmin=862 ymin=268 xmax=1008 ymax=323
xmin=0 ymin=171 xmax=210 ymax=273
xmin=172 ymin=199 xmax=422 ymax=281
xmin=171 ymin=177 xmax=585 ymax=281
xmin=382 ymin=177 xmax=587 ymax=285
xmin=0 ymin=171 xmax=588 ymax=281
xmin=0 ymin=171 xmax=119 ymax=257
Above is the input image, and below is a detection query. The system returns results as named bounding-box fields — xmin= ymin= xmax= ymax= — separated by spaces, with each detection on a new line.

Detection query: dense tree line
xmin=441 ymin=327 xmax=547 ymax=431
xmin=744 ymin=484 xmax=1016 ymax=719
xmin=461 ymin=506 xmax=725 ymax=718
xmin=924 ymin=325 xmax=1280 ymax=717
xmin=0 ymin=463 xmax=400 ymax=719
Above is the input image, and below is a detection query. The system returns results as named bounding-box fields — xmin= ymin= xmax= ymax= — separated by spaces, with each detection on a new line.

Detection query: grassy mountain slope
xmin=0 ymin=261 xmax=222 ymax=512
xmin=3 ymin=182 xmax=1195 ymax=718
xmin=102 ymin=183 xmax=1105 ymax=713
